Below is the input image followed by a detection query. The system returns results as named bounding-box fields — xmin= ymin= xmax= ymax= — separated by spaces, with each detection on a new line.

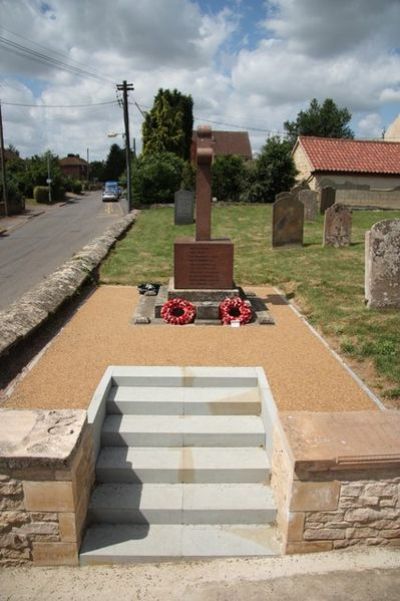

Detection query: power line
xmin=0 ymin=25 xmax=115 ymax=85
xmin=0 ymin=34 xmax=115 ymax=85
xmin=1 ymin=100 xmax=118 ymax=108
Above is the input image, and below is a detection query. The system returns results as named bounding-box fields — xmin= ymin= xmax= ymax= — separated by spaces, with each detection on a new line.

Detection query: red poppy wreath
xmin=161 ymin=297 xmax=196 ymax=325
xmin=219 ymin=296 xmax=252 ymax=325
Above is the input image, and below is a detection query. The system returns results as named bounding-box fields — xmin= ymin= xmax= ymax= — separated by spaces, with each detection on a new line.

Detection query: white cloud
xmin=1 ymin=0 xmax=400 ymax=159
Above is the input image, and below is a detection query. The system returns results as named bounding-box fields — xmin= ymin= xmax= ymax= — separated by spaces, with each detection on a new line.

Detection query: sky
xmin=1 ymin=0 xmax=400 ymax=161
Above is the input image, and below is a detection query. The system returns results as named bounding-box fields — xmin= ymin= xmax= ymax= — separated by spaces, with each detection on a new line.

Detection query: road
xmin=0 ymin=191 xmax=125 ymax=311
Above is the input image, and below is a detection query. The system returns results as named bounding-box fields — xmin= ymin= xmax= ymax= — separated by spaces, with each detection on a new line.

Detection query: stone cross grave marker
xmin=174 ymin=189 xmax=194 ymax=225
xmin=299 ymin=190 xmax=318 ymax=221
xmin=272 ymin=192 xmax=304 ymax=247
xmin=320 ymin=186 xmax=336 ymax=214
xmin=174 ymin=125 xmax=234 ymax=289
xmin=323 ymin=204 xmax=352 ymax=247
xmin=365 ymin=219 xmax=400 ymax=309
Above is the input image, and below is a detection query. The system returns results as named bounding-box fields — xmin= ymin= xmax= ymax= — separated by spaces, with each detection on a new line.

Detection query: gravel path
xmin=3 ymin=285 xmax=376 ymax=412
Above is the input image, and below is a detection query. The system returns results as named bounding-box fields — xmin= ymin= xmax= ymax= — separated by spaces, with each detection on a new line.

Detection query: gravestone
xmin=320 ymin=186 xmax=336 ymax=214
xmin=174 ymin=189 xmax=194 ymax=225
xmin=299 ymin=190 xmax=318 ymax=221
xmin=174 ymin=125 xmax=234 ymax=289
xmin=365 ymin=219 xmax=400 ymax=309
xmin=323 ymin=204 xmax=352 ymax=247
xmin=275 ymin=191 xmax=291 ymax=202
xmin=272 ymin=192 xmax=304 ymax=247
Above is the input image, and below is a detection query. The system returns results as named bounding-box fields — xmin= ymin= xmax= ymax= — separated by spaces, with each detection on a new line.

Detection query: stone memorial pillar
xmin=365 ymin=219 xmax=400 ymax=309
xmin=173 ymin=126 xmax=234 ymax=290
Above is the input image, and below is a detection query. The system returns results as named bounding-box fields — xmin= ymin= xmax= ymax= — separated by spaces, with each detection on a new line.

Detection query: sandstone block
xmin=286 ymin=541 xmax=333 ymax=554
xmin=20 ymin=521 xmax=59 ymax=537
xmin=58 ymin=513 xmax=77 ymax=543
xmin=32 ymin=542 xmax=78 ymax=566
xmin=30 ymin=512 xmax=58 ymax=522
xmin=345 ymin=507 xmax=398 ymax=523
xmin=290 ymin=481 xmax=340 ymax=512
xmin=0 ymin=532 xmax=29 ymax=550
xmin=287 ymin=512 xmax=305 ymax=542
xmin=364 ymin=482 xmax=397 ymax=496
xmin=341 ymin=483 xmax=364 ymax=497
xmin=346 ymin=527 xmax=378 ymax=539
xmin=304 ymin=528 xmax=346 ymax=541
xmin=23 ymin=481 xmax=74 ymax=512
xmin=360 ymin=496 xmax=380 ymax=507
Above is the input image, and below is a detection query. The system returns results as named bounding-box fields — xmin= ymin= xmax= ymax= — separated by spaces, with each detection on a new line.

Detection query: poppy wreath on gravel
xmin=161 ymin=297 xmax=196 ymax=325
xmin=219 ymin=296 xmax=253 ymax=325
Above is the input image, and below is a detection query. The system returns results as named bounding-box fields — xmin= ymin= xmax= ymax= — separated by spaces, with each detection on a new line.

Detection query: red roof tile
xmin=59 ymin=155 xmax=88 ymax=166
xmin=297 ymin=136 xmax=400 ymax=175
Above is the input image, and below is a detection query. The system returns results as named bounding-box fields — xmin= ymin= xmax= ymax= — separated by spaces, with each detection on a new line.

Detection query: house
xmin=59 ymin=154 xmax=88 ymax=179
xmin=292 ymin=136 xmax=400 ymax=208
xmin=190 ymin=130 xmax=252 ymax=163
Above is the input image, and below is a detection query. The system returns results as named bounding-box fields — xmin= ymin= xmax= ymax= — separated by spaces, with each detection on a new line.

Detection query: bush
xmin=212 ymin=155 xmax=246 ymax=201
xmin=0 ymin=178 xmax=25 ymax=215
xmin=71 ymin=180 xmax=82 ymax=194
xmin=131 ymin=152 xmax=185 ymax=205
xmin=34 ymin=186 xmax=51 ymax=203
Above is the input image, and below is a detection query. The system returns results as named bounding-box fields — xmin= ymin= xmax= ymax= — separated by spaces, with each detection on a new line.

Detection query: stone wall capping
xmin=0 ymin=409 xmax=87 ymax=470
xmin=280 ymin=411 xmax=400 ymax=475
xmin=0 ymin=211 xmax=137 ymax=359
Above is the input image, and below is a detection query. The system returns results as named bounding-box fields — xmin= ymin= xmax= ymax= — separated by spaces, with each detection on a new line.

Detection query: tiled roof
xmin=59 ymin=156 xmax=88 ymax=166
xmin=297 ymin=136 xmax=400 ymax=175
xmin=192 ymin=130 xmax=252 ymax=159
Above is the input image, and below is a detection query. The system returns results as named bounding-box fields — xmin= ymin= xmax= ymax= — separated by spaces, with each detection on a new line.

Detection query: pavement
xmin=0 ymin=548 xmax=399 ymax=600
xmin=0 ymin=205 xmax=47 ymax=235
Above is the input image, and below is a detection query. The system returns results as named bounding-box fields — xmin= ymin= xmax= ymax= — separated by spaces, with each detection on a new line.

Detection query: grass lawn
xmin=100 ymin=204 xmax=400 ymax=406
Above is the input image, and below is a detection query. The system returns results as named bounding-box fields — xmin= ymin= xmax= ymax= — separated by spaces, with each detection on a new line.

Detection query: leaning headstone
xmin=299 ymin=190 xmax=318 ymax=221
xmin=323 ymin=204 xmax=352 ymax=247
xmin=272 ymin=192 xmax=304 ymax=247
xmin=174 ymin=189 xmax=194 ymax=225
xmin=320 ymin=186 xmax=336 ymax=214
xmin=365 ymin=219 xmax=400 ymax=309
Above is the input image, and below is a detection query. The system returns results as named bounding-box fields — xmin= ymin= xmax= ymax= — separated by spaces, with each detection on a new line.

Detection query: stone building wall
xmin=0 ymin=410 xmax=94 ymax=566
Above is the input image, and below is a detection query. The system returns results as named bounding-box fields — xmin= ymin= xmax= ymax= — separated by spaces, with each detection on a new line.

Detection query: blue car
xmin=102 ymin=181 xmax=120 ymax=202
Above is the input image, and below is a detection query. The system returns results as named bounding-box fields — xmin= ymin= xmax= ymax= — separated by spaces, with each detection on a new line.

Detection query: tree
xmin=103 ymin=144 xmax=125 ymax=181
xmin=212 ymin=155 xmax=246 ymax=201
xmin=90 ymin=160 xmax=105 ymax=182
xmin=284 ymin=98 xmax=354 ymax=146
xmin=244 ymin=137 xmax=297 ymax=203
xmin=131 ymin=152 xmax=185 ymax=205
xmin=142 ymin=89 xmax=193 ymax=160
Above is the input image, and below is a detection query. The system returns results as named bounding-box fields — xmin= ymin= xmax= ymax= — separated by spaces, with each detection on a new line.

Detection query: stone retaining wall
xmin=0 ymin=410 xmax=94 ymax=566
xmin=0 ymin=211 xmax=137 ymax=359
xmin=272 ymin=411 xmax=400 ymax=554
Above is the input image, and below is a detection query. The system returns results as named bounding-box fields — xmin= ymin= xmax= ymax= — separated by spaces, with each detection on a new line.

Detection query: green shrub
xmin=212 ymin=155 xmax=246 ymax=201
xmin=131 ymin=152 xmax=185 ymax=205
xmin=71 ymin=180 xmax=82 ymax=194
xmin=34 ymin=186 xmax=51 ymax=203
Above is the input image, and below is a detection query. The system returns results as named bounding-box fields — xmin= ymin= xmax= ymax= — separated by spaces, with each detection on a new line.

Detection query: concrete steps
xmin=88 ymin=483 xmax=277 ymax=524
xmin=81 ymin=372 xmax=279 ymax=563
xmin=101 ymin=414 xmax=265 ymax=447
xmin=96 ymin=446 xmax=270 ymax=483
xmin=80 ymin=524 xmax=280 ymax=564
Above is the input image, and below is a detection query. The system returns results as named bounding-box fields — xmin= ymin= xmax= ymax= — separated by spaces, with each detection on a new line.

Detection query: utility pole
xmin=47 ymin=151 xmax=52 ymax=204
xmin=86 ymin=147 xmax=90 ymax=184
xmin=116 ymin=80 xmax=134 ymax=210
xmin=0 ymin=100 xmax=8 ymax=217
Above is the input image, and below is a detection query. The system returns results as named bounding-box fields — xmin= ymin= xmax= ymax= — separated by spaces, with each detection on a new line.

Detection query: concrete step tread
xmin=101 ymin=415 xmax=265 ymax=447
xmin=102 ymin=414 xmax=264 ymax=434
xmin=96 ymin=446 xmax=270 ymax=483
xmin=109 ymin=385 xmax=260 ymax=403
xmin=90 ymin=482 xmax=276 ymax=511
xmin=80 ymin=523 xmax=280 ymax=563
xmin=107 ymin=385 xmax=260 ymax=414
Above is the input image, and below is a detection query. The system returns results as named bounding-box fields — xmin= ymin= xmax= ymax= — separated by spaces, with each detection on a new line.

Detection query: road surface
xmin=0 ymin=191 xmax=125 ymax=311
